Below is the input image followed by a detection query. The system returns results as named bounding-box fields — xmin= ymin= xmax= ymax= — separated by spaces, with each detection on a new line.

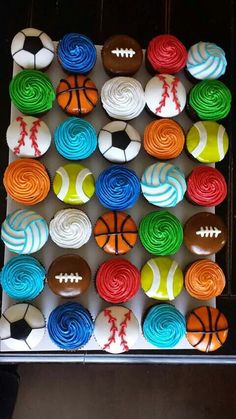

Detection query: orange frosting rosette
xmin=3 ymin=158 xmax=50 ymax=205
xmin=144 ymin=119 xmax=185 ymax=159
xmin=184 ymin=259 xmax=225 ymax=300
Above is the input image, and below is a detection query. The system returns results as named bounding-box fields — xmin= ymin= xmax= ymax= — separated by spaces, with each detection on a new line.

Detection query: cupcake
xmin=101 ymin=34 xmax=143 ymax=76
xmin=47 ymin=302 xmax=94 ymax=350
xmin=47 ymin=254 xmax=91 ymax=298
xmin=186 ymin=41 xmax=227 ymax=80
xmin=3 ymin=158 xmax=50 ymax=206
xmin=0 ymin=303 xmax=46 ymax=350
xmin=49 ymin=208 xmax=92 ymax=249
xmin=139 ymin=211 xmax=183 ymax=256
xmin=95 ymin=258 xmax=140 ymax=303
xmin=186 ymin=121 xmax=229 ymax=163
xmin=187 ymin=79 xmax=232 ymax=121
xmin=57 ymin=33 xmax=97 ymax=74
xmin=142 ymin=303 xmax=186 ymax=348
xmin=0 ymin=255 xmax=45 ymax=301
xmin=94 ymin=306 xmax=139 ymax=353
xmin=93 ymin=210 xmax=138 ymax=255
xmin=96 ymin=165 xmax=140 ymax=210
xmin=184 ymin=259 xmax=226 ymax=300
xmin=141 ymin=162 xmax=186 ymax=207
xmin=11 ymin=28 xmax=55 ymax=71
xmin=9 ymin=70 xmax=55 ymax=116
xmin=52 ymin=162 xmax=95 ymax=205
xmin=6 ymin=116 xmax=51 ymax=158
xmin=98 ymin=120 xmax=141 ymax=163
xmin=144 ymin=74 xmax=186 ymax=118
xmin=186 ymin=306 xmax=228 ymax=352
xmin=141 ymin=256 xmax=183 ymax=300
xmin=146 ymin=34 xmax=187 ymax=74
xmin=1 ymin=209 xmax=48 ymax=254
xmin=186 ymin=166 xmax=227 ymax=207
xmin=101 ymin=77 xmax=145 ymax=120
xmin=183 ymin=212 xmax=227 ymax=256
xmin=143 ymin=119 xmax=185 ymax=160
xmin=56 ymin=74 xmax=98 ymax=117
xmin=54 ymin=117 xmax=97 ymax=160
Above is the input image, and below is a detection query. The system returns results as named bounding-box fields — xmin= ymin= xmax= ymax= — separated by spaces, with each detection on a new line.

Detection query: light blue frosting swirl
xmin=57 ymin=33 xmax=97 ymax=74
xmin=143 ymin=304 xmax=186 ymax=348
xmin=48 ymin=302 xmax=94 ymax=350
xmin=0 ymin=255 xmax=45 ymax=301
xmin=54 ymin=117 xmax=97 ymax=160
xmin=96 ymin=165 xmax=140 ymax=210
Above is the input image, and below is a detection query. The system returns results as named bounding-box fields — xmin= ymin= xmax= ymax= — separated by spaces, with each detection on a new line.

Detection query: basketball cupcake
xmin=56 ymin=74 xmax=99 ymax=116
xmin=95 ymin=258 xmax=140 ymax=303
xmin=3 ymin=159 xmax=50 ymax=206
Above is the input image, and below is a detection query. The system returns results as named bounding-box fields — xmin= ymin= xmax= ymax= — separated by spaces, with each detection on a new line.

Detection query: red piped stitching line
xmin=171 ymin=77 xmax=181 ymax=112
xmin=29 ymin=120 xmax=41 ymax=157
xmin=155 ymin=75 xmax=170 ymax=114
xmin=119 ymin=310 xmax=131 ymax=352
xmin=13 ymin=116 xmax=27 ymax=155
xmin=103 ymin=309 xmax=118 ymax=351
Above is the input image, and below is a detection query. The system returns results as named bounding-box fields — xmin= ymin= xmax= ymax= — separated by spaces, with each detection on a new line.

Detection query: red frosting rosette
xmin=147 ymin=34 xmax=187 ymax=74
xmin=96 ymin=258 xmax=140 ymax=303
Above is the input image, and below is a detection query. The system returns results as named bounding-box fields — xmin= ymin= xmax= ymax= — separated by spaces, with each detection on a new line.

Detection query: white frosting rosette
xmin=101 ymin=76 xmax=145 ymax=120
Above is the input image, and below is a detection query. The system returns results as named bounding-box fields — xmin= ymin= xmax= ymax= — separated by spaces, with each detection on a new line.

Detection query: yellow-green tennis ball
xmin=141 ymin=256 xmax=183 ymax=300
xmin=53 ymin=163 xmax=95 ymax=204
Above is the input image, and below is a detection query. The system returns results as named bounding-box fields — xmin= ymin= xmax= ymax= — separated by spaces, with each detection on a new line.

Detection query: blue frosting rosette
xmin=0 ymin=255 xmax=45 ymax=301
xmin=57 ymin=33 xmax=97 ymax=74
xmin=54 ymin=117 xmax=97 ymax=160
xmin=143 ymin=304 xmax=186 ymax=348
xmin=48 ymin=302 xmax=94 ymax=350
xmin=96 ymin=165 xmax=140 ymax=210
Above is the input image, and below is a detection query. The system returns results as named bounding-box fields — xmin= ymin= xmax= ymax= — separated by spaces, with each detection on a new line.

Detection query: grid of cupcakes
xmin=0 ymin=30 xmax=231 ymax=353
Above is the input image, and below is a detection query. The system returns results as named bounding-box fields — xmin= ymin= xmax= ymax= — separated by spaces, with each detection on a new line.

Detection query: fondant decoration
xmin=141 ymin=256 xmax=183 ymax=300
xmin=1 ymin=209 xmax=48 ymax=255
xmin=98 ymin=120 xmax=141 ymax=163
xmin=141 ymin=162 xmax=186 ymax=207
xmin=186 ymin=42 xmax=227 ymax=80
xmin=94 ymin=306 xmax=139 ymax=353
xmin=52 ymin=163 xmax=95 ymax=205
xmin=57 ymin=33 xmax=96 ymax=74
xmin=49 ymin=209 xmax=92 ymax=249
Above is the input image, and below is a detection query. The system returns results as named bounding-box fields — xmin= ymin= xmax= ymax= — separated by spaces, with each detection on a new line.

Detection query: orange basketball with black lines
xmin=56 ymin=74 xmax=99 ymax=116
xmin=186 ymin=306 xmax=228 ymax=352
xmin=94 ymin=211 xmax=138 ymax=255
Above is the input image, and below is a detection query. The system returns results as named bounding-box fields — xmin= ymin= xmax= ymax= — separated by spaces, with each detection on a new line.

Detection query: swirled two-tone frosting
xmin=96 ymin=258 xmax=140 ymax=303
xmin=0 ymin=256 xmax=45 ymax=301
xmin=143 ymin=304 xmax=186 ymax=348
xmin=186 ymin=166 xmax=227 ymax=206
xmin=139 ymin=211 xmax=183 ymax=255
xmin=101 ymin=77 xmax=145 ymax=120
xmin=185 ymin=259 xmax=225 ymax=300
xmin=49 ymin=209 xmax=92 ymax=249
xmin=147 ymin=34 xmax=187 ymax=74
xmin=141 ymin=162 xmax=186 ymax=207
xmin=54 ymin=117 xmax=97 ymax=160
xmin=57 ymin=33 xmax=97 ymax=73
xmin=47 ymin=302 xmax=94 ymax=350
xmin=3 ymin=158 xmax=50 ymax=205
xmin=96 ymin=166 xmax=140 ymax=210
xmin=188 ymin=80 xmax=231 ymax=120
xmin=9 ymin=70 xmax=55 ymax=115
xmin=144 ymin=119 xmax=185 ymax=159
xmin=187 ymin=42 xmax=227 ymax=80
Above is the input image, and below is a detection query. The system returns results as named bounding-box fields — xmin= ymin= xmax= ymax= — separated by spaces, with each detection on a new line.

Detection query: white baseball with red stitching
xmin=94 ymin=306 xmax=139 ymax=354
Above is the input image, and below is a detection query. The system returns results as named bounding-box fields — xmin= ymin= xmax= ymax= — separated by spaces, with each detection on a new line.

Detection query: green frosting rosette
xmin=9 ymin=69 xmax=55 ymax=115
xmin=188 ymin=80 xmax=231 ymax=121
xmin=139 ymin=211 xmax=183 ymax=255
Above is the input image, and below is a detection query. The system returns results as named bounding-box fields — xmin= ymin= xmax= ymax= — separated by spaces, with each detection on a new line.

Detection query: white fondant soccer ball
xmin=98 ymin=120 xmax=141 ymax=163
xmin=0 ymin=303 xmax=46 ymax=350
xmin=11 ymin=28 xmax=55 ymax=70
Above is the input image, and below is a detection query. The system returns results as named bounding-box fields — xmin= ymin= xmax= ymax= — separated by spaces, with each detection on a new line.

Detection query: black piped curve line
xmin=56 ymin=78 xmax=72 ymax=112
xmin=83 ymin=77 xmax=98 ymax=108
xmin=74 ymin=75 xmax=82 ymax=114
xmin=189 ymin=309 xmax=207 ymax=349
xmin=120 ymin=213 xmax=137 ymax=249
xmin=114 ymin=211 xmax=118 ymax=255
xmin=95 ymin=216 xmax=111 ymax=250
